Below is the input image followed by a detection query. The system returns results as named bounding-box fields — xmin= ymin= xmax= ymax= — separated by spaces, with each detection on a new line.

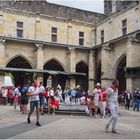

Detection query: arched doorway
xmin=96 ymin=61 xmax=101 ymax=84
xmin=43 ymin=59 xmax=66 ymax=90
xmin=6 ymin=56 xmax=33 ymax=86
xmin=76 ymin=61 xmax=88 ymax=91
xmin=116 ymin=55 xmax=126 ymax=94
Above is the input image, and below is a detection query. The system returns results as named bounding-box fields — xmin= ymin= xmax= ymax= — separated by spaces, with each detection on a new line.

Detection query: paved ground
xmin=0 ymin=105 xmax=140 ymax=139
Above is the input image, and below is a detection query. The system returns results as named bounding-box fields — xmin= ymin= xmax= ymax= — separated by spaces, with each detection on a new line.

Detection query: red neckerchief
xmin=38 ymin=84 xmax=41 ymax=88
xmin=110 ymin=85 xmax=116 ymax=92
xmin=33 ymin=84 xmax=38 ymax=89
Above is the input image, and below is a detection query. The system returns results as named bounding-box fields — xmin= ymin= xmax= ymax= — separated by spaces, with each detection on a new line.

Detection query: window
xmin=17 ymin=29 xmax=23 ymax=38
xmin=101 ymin=30 xmax=104 ymax=44
xmin=17 ymin=21 xmax=23 ymax=28
xmin=51 ymin=27 xmax=57 ymax=42
xmin=79 ymin=31 xmax=84 ymax=46
xmin=122 ymin=19 xmax=127 ymax=36
xmin=17 ymin=21 xmax=23 ymax=38
xmin=0 ymin=15 xmax=3 ymax=24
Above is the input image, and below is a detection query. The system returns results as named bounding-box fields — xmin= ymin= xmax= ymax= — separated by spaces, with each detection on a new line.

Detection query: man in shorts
xmin=27 ymin=80 xmax=41 ymax=126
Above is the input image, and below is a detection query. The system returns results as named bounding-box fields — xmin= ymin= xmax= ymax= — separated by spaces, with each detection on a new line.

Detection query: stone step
xmin=43 ymin=108 xmax=86 ymax=116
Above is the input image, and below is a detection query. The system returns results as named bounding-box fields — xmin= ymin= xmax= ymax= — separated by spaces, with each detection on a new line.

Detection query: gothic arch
xmin=113 ymin=54 xmax=126 ymax=76
xmin=6 ymin=54 xmax=34 ymax=86
xmin=44 ymin=58 xmax=65 ymax=71
xmin=76 ymin=60 xmax=88 ymax=66
xmin=114 ymin=54 xmax=126 ymax=94
xmin=76 ymin=61 xmax=88 ymax=91
xmin=6 ymin=54 xmax=34 ymax=69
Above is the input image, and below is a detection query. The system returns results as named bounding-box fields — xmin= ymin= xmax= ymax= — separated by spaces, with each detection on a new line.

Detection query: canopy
xmin=0 ymin=67 xmax=86 ymax=76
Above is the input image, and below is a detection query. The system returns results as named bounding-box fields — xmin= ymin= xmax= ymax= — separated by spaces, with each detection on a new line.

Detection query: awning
xmin=0 ymin=67 xmax=86 ymax=76
xmin=126 ymin=66 xmax=140 ymax=71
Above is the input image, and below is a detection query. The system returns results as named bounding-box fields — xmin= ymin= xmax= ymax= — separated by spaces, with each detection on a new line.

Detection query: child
xmin=85 ymin=97 xmax=94 ymax=116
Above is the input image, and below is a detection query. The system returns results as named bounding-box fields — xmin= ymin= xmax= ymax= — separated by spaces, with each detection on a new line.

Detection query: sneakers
xmin=27 ymin=117 xmax=31 ymax=124
xmin=36 ymin=121 xmax=41 ymax=126
xmin=112 ymin=130 xmax=120 ymax=134
xmin=105 ymin=124 xmax=109 ymax=133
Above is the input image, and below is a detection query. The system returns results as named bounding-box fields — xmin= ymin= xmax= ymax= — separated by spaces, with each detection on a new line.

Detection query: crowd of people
xmin=0 ymin=79 xmax=140 ymax=131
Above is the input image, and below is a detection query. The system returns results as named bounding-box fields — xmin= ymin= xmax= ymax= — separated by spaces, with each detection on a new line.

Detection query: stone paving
xmin=0 ymin=105 xmax=140 ymax=139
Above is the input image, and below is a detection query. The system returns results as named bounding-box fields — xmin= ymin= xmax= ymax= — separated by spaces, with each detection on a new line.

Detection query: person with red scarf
xmin=105 ymin=79 xmax=119 ymax=134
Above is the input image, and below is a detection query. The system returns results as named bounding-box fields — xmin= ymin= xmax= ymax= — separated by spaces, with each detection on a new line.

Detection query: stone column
xmin=101 ymin=44 xmax=115 ymax=88
xmin=69 ymin=47 xmax=76 ymax=88
xmin=35 ymin=43 xmax=44 ymax=83
xmin=0 ymin=39 xmax=6 ymax=87
xmin=126 ymin=36 xmax=140 ymax=92
xmin=0 ymin=39 xmax=6 ymax=67
xmin=88 ymin=50 xmax=95 ymax=90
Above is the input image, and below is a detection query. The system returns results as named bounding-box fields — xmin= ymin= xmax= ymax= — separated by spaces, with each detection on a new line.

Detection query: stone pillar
xmin=101 ymin=44 xmax=115 ymax=88
xmin=69 ymin=47 xmax=76 ymax=88
xmin=36 ymin=73 xmax=43 ymax=84
xmin=0 ymin=39 xmax=6 ymax=87
xmin=126 ymin=36 xmax=140 ymax=91
xmin=35 ymin=43 xmax=44 ymax=83
xmin=88 ymin=50 xmax=95 ymax=90
xmin=0 ymin=39 xmax=6 ymax=67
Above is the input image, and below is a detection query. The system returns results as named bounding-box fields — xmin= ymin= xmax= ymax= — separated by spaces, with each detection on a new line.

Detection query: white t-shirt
xmin=15 ymin=88 xmax=21 ymax=96
xmin=93 ymin=88 xmax=101 ymax=101
xmin=49 ymin=89 xmax=54 ymax=97
xmin=39 ymin=85 xmax=45 ymax=93
xmin=28 ymin=86 xmax=40 ymax=101
xmin=107 ymin=87 xmax=118 ymax=103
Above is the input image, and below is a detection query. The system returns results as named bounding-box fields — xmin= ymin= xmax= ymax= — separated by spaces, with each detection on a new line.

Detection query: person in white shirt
xmin=93 ymin=83 xmax=101 ymax=118
xmin=2 ymin=88 xmax=8 ymax=105
xmin=27 ymin=80 xmax=41 ymax=126
xmin=49 ymin=87 xmax=54 ymax=97
xmin=105 ymin=80 xmax=119 ymax=134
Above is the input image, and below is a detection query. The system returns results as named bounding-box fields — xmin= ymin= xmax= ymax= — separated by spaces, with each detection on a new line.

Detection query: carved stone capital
xmin=0 ymin=38 xmax=6 ymax=46
xmin=89 ymin=50 xmax=95 ymax=56
xmin=129 ymin=34 xmax=140 ymax=45
xmin=35 ymin=43 xmax=43 ymax=50
xmin=102 ymin=43 xmax=114 ymax=52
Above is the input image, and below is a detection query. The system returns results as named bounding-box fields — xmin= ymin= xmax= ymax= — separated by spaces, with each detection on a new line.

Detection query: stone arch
xmin=114 ymin=54 xmax=126 ymax=94
xmin=6 ymin=54 xmax=34 ymax=86
xmin=96 ymin=60 xmax=101 ymax=84
xmin=76 ymin=60 xmax=88 ymax=66
xmin=43 ymin=58 xmax=65 ymax=90
xmin=6 ymin=54 xmax=34 ymax=69
xmin=44 ymin=57 xmax=65 ymax=71
xmin=76 ymin=61 xmax=88 ymax=91
xmin=113 ymin=53 xmax=126 ymax=75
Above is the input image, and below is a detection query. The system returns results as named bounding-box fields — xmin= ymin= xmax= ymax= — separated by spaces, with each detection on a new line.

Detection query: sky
xmin=47 ymin=0 xmax=104 ymax=13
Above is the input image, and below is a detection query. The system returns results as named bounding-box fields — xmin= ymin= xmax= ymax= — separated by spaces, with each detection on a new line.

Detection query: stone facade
xmin=0 ymin=1 xmax=140 ymax=92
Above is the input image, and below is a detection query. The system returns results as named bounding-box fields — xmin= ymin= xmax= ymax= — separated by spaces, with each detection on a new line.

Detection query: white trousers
xmin=101 ymin=101 xmax=106 ymax=117
xmin=107 ymin=102 xmax=118 ymax=130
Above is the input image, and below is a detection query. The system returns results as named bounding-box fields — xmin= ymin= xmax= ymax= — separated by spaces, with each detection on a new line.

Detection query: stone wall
xmin=96 ymin=3 xmax=140 ymax=45
xmin=104 ymin=0 xmax=137 ymax=15
xmin=0 ymin=1 xmax=105 ymax=23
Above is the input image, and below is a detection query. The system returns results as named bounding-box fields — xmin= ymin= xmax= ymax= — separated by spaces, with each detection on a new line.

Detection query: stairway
xmin=43 ymin=104 xmax=86 ymax=116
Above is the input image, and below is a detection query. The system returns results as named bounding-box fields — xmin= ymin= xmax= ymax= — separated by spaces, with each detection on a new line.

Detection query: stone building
xmin=0 ymin=0 xmax=140 ymax=93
